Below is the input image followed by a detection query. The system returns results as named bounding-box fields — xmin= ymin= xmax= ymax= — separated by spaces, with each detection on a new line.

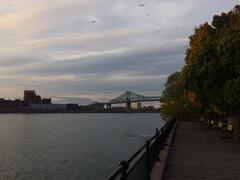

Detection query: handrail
xmin=127 ymin=143 xmax=146 ymax=163
xmin=107 ymin=118 xmax=176 ymax=180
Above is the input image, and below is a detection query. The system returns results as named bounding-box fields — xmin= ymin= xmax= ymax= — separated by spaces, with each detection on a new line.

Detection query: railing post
xmin=160 ymin=127 xmax=165 ymax=150
xmin=145 ymin=140 xmax=151 ymax=180
xmin=155 ymin=128 xmax=160 ymax=146
xmin=119 ymin=160 xmax=129 ymax=180
xmin=155 ymin=128 xmax=161 ymax=161
xmin=155 ymin=128 xmax=159 ymax=138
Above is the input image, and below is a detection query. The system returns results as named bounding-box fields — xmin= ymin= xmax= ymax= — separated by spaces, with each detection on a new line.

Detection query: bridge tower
xmin=125 ymin=91 xmax=131 ymax=112
xmin=106 ymin=103 xmax=111 ymax=110
xmin=126 ymin=101 xmax=131 ymax=112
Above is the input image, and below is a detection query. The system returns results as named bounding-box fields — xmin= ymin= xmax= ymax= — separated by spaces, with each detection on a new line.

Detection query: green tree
xmin=182 ymin=5 xmax=240 ymax=139
xmin=160 ymin=72 xmax=197 ymax=121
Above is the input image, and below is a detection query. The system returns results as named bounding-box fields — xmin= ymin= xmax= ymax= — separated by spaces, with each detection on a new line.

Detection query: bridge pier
xmin=126 ymin=101 xmax=131 ymax=112
xmin=106 ymin=103 xmax=112 ymax=110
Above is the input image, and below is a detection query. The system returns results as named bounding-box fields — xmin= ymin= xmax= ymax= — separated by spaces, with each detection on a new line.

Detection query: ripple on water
xmin=0 ymin=113 xmax=163 ymax=180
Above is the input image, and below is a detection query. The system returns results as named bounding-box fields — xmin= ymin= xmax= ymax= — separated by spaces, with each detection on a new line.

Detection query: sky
xmin=0 ymin=0 xmax=238 ymax=104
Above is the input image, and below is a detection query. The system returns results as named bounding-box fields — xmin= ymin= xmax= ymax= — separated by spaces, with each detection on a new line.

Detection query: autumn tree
xmin=182 ymin=5 xmax=240 ymax=138
xmin=160 ymin=72 xmax=197 ymax=121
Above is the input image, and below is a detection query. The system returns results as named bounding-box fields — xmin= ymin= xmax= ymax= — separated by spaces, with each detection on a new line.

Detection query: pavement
xmin=162 ymin=121 xmax=240 ymax=180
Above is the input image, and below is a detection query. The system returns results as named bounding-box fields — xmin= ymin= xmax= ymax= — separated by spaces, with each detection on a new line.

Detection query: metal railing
xmin=107 ymin=118 xmax=176 ymax=180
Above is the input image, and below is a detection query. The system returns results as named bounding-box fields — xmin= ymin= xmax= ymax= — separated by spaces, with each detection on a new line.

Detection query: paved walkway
xmin=163 ymin=121 xmax=240 ymax=180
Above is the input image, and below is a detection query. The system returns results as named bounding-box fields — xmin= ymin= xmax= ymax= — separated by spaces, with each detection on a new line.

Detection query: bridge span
xmin=91 ymin=91 xmax=160 ymax=111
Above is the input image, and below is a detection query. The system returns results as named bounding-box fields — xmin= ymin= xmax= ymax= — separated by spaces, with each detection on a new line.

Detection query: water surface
xmin=0 ymin=113 xmax=163 ymax=180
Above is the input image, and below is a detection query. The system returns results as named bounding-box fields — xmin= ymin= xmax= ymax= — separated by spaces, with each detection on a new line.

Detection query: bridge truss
xmin=109 ymin=91 xmax=160 ymax=104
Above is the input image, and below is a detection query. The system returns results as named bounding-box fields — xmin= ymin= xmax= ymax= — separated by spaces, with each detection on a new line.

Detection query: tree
xmin=216 ymin=27 xmax=240 ymax=138
xmin=160 ymin=72 xmax=197 ymax=121
xmin=181 ymin=24 xmax=218 ymax=121
xmin=182 ymin=5 xmax=240 ymax=139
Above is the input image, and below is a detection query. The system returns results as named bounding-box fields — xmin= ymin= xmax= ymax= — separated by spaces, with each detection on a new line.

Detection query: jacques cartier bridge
xmin=91 ymin=91 xmax=160 ymax=111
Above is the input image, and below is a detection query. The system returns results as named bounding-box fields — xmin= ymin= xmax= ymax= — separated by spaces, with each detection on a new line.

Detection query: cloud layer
xmin=0 ymin=0 xmax=238 ymax=103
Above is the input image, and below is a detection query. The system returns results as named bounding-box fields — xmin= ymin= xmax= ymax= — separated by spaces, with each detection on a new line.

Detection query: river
xmin=0 ymin=113 xmax=164 ymax=180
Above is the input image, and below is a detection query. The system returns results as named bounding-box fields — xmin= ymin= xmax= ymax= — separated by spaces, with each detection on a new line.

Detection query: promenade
xmin=163 ymin=121 xmax=240 ymax=180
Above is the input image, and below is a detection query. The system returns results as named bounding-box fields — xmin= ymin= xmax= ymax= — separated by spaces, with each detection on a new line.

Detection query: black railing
xmin=107 ymin=118 xmax=176 ymax=180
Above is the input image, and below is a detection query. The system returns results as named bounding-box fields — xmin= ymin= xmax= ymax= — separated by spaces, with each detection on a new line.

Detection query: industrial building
xmin=23 ymin=90 xmax=51 ymax=105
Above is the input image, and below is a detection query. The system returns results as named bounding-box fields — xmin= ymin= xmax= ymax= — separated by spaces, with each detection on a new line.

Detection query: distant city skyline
xmin=0 ymin=0 xmax=238 ymax=104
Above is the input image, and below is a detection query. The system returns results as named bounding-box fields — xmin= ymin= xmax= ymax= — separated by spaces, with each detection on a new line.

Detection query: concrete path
xmin=163 ymin=121 xmax=240 ymax=180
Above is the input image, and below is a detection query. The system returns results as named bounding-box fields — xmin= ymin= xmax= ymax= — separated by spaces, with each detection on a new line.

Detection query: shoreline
xmin=0 ymin=110 xmax=160 ymax=114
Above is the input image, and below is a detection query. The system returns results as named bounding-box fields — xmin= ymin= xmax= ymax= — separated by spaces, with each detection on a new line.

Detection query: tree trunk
xmin=233 ymin=114 xmax=240 ymax=140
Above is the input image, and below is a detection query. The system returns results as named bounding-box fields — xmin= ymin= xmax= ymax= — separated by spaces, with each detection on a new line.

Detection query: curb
xmin=151 ymin=122 xmax=177 ymax=180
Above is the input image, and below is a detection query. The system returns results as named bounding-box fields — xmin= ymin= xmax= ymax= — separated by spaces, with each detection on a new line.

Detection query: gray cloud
xmin=0 ymin=0 xmax=238 ymax=103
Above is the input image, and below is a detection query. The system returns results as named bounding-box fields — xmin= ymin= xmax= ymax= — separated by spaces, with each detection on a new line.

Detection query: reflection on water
xmin=0 ymin=113 xmax=163 ymax=180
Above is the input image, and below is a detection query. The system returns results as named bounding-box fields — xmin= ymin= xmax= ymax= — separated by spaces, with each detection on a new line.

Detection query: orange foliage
xmin=186 ymin=23 xmax=212 ymax=65
xmin=187 ymin=91 xmax=198 ymax=105
xmin=186 ymin=5 xmax=240 ymax=65
xmin=218 ymin=6 xmax=240 ymax=33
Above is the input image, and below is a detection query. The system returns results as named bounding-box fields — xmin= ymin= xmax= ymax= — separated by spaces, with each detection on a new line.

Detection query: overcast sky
xmin=0 ymin=0 xmax=238 ymax=104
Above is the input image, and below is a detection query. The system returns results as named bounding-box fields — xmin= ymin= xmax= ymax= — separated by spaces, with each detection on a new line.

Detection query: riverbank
xmin=0 ymin=109 xmax=160 ymax=114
